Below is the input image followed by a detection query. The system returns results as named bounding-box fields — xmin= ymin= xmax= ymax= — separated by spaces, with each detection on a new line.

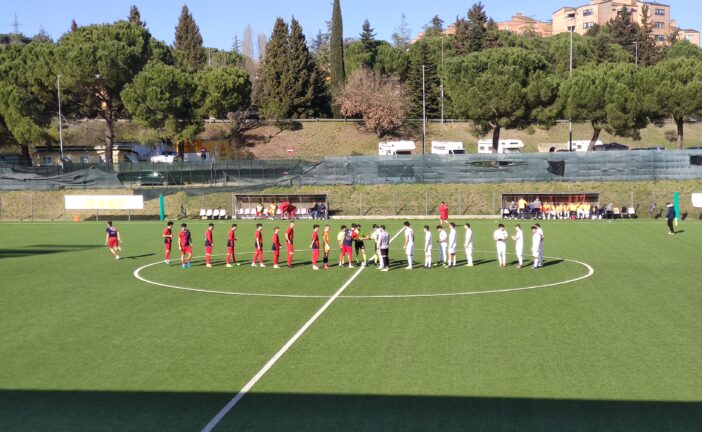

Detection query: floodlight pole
xmin=633 ymin=42 xmax=638 ymax=66
xmin=568 ymin=21 xmax=574 ymax=152
xmin=57 ymin=74 xmax=64 ymax=162
xmin=422 ymin=65 xmax=427 ymax=155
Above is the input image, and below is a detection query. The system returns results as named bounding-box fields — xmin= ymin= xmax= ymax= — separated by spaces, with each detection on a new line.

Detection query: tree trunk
xmin=587 ymin=125 xmax=602 ymax=152
xmin=675 ymin=116 xmax=684 ymax=150
xmin=491 ymin=125 xmax=501 ymax=154
xmin=20 ymin=144 xmax=30 ymax=163
xmin=104 ymin=107 xmax=114 ymax=165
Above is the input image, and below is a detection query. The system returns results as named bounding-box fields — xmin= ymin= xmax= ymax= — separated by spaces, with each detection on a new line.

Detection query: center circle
xmin=133 ymin=251 xmax=594 ymax=300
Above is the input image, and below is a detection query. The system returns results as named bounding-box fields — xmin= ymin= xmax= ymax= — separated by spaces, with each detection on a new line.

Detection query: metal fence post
xmin=31 ymin=193 xmax=34 ymax=221
xmin=393 ymin=192 xmax=397 ymax=215
xmin=425 ymin=191 xmax=428 ymax=216
xmin=460 ymin=191 xmax=463 ymax=215
xmin=492 ymin=192 xmax=496 ymax=216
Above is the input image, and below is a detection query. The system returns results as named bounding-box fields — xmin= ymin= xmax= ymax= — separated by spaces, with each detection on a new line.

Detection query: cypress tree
xmin=467 ymin=2 xmax=487 ymax=53
xmin=330 ymin=0 xmax=345 ymax=91
xmin=128 ymin=5 xmax=145 ymax=27
xmin=406 ymin=42 xmax=441 ymax=119
xmin=636 ymin=4 xmax=660 ymax=66
xmin=70 ymin=19 xmax=78 ymax=32
xmin=260 ymin=17 xmax=291 ymax=119
xmin=174 ymin=5 xmax=206 ymax=72
xmin=453 ymin=17 xmax=470 ymax=55
xmin=608 ymin=6 xmax=639 ymax=56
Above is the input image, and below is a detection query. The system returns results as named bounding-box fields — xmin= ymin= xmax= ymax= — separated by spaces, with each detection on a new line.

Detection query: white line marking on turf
xmin=134 ymin=252 xmax=594 ymax=300
xmin=200 ymin=229 xmax=405 ymax=432
xmin=200 ymin=265 xmax=364 ymax=432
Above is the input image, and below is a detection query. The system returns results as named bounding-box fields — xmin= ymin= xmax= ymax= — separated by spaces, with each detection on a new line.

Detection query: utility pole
xmin=422 ymin=65 xmax=427 ymax=155
xmin=440 ymin=36 xmax=445 ymax=124
xmin=633 ymin=42 xmax=639 ymax=66
xmin=57 ymin=75 xmax=64 ymax=161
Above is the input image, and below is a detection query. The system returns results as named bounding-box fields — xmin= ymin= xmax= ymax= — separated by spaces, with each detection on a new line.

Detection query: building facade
xmin=553 ymin=0 xmax=698 ymax=46
xmin=496 ymin=13 xmax=553 ymax=37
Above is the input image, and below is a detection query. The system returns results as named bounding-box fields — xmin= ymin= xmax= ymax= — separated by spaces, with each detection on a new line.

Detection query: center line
xmin=201 ymin=229 xmax=404 ymax=432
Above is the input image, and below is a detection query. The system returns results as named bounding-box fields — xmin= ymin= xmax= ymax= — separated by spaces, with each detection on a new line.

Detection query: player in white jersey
xmin=447 ymin=223 xmax=458 ymax=267
xmin=403 ymin=221 xmax=414 ymax=270
xmin=371 ymin=224 xmax=381 ymax=266
xmin=437 ymin=225 xmax=448 ymax=267
xmin=493 ymin=223 xmax=509 ymax=267
xmin=464 ymin=223 xmax=474 ymax=267
xmin=423 ymin=225 xmax=433 ymax=269
xmin=531 ymin=225 xmax=542 ymax=269
xmin=535 ymin=223 xmax=544 ymax=267
xmin=511 ymin=224 xmax=524 ymax=268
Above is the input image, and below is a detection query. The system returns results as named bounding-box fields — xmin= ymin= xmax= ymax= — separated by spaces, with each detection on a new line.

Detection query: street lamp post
xmin=633 ymin=42 xmax=639 ymax=66
xmin=57 ymin=74 xmax=64 ymax=162
xmin=568 ymin=17 xmax=574 ymax=152
xmin=440 ymin=36 xmax=445 ymax=124
xmin=422 ymin=65 xmax=427 ymax=155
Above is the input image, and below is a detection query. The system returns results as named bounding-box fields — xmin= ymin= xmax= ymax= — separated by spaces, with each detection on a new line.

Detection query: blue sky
xmin=1 ymin=0 xmax=699 ymax=50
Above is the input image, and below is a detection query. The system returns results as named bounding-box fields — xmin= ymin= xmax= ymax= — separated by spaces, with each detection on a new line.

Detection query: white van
xmin=477 ymin=139 xmax=525 ymax=154
xmin=431 ymin=141 xmax=466 ymax=155
xmin=569 ymin=140 xmax=602 ymax=152
xmin=378 ymin=141 xmax=416 ymax=156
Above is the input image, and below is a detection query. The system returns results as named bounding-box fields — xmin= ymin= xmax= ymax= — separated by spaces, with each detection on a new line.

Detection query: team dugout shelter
xmin=501 ymin=193 xmax=601 ymax=219
xmin=233 ymin=194 xmax=329 ymax=220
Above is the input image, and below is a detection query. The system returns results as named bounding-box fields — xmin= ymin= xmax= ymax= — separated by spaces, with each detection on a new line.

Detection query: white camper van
xmin=477 ymin=139 xmax=525 ymax=154
xmin=378 ymin=141 xmax=416 ymax=156
xmin=569 ymin=140 xmax=603 ymax=152
xmin=431 ymin=141 xmax=466 ymax=155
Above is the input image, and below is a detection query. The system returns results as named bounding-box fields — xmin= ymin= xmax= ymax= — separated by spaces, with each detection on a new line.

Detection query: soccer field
xmin=1 ymin=219 xmax=700 ymax=432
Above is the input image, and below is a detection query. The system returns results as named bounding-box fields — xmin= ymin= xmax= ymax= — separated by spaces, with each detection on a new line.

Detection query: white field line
xmin=200 ymin=229 xmax=404 ymax=432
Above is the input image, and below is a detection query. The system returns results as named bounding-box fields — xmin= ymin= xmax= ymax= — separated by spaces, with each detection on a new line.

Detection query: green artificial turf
xmin=0 ymin=219 xmax=700 ymax=432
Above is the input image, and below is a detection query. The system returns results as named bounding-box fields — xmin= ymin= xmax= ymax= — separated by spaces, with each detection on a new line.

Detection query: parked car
xmin=632 ymin=146 xmax=666 ymax=151
xmin=594 ymin=143 xmax=629 ymax=151
xmin=687 ymin=146 xmax=702 ymax=150
xmin=137 ymin=172 xmax=182 ymax=186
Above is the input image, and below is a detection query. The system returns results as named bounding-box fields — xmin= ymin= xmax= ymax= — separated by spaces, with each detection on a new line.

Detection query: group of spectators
xmin=250 ymin=201 xmax=327 ymax=220
xmin=504 ymin=197 xmax=597 ymax=220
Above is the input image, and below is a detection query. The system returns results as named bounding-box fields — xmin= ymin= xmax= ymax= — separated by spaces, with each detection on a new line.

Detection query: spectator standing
xmin=438 ymin=202 xmax=449 ymax=226
xmin=533 ymin=197 xmax=542 ymax=220
xmin=517 ymin=197 xmax=527 ymax=219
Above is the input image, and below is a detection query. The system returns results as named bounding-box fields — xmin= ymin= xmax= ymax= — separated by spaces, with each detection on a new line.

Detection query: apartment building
xmin=553 ymin=0 xmax=698 ymax=46
xmin=496 ymin=13 xmax=553 ymax=37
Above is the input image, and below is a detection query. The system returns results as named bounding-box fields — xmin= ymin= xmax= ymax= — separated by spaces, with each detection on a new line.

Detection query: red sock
xmin=206 ymin=255 xmax=211 ymax=265
xmin=226 ymin=255 xmax=230 ymax=264
xmin=165 ymin=250 xmax=170 ymax=260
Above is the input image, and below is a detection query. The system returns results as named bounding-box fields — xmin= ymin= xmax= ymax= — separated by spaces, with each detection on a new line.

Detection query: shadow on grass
xmin=0 ymin=390 xmax=700 ymax=432
xmin=0 ymin=245 xmax=101 ymax=259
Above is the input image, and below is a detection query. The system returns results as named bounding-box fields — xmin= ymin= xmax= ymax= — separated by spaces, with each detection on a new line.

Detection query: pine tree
xmin=330 ymin=0 xmax=345 ymax=93
xmin=484 ymin=18 xmax=501 ymax=49
xmin=232 ymin=35 xmax=241 ymax=54
xmin=70 ymin=19 xmax=78 ymax=33
xmin=406 ymin=42 xmax=441 ymax=119
xmin=360 ymin=19 xmax=378 ymax=67
xmin=424 ymin=15 xmax=444 ymax=37
xmin=174 ymin=5 xmax=206 ymax=72
xmin=128 ymin=5 xmax=145 ymax=27
xmin=287 ymin=18 xmax=329 ymax=118
xmin=453 ymin=17 xmax=470 ymax=55
xmin=259 ymin=17 xmax=291 ymax=119
xmin=467 ymin=2 xmax=487 ymax=53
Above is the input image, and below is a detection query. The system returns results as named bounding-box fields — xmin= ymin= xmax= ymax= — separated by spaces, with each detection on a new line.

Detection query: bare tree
xmin=392 ymin=13 xmax=412 ymax=49
xmin=257 ymin=33 xmax=268 ymax=62
xmin=242 ymin=25 xmax=254 ymax=60
xmin=336 ymin=68 xmax=407 ymax=137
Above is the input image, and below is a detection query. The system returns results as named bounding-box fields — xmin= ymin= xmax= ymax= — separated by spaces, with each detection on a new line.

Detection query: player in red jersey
xmin=252 ymin=224 xmax=265 ymax=267
xmin=310 ymin=225 xmax=321 ymax=270
xmin=104 ymin=221 xmax=121 ymax=260
xmin=204 ymin=223 xmax=214 ymax=268
xmin=439 ymin=201 xmax=449 ymax=226
xmin=178 ymin=223 xmax=193 ymax=269
xmin=271 ymin=227 xmax=281 ymax=269
xmin=225 ymin=224 xmax=238 ymax=268
xmin=341 ymin=226 xmax=358 ymax=268
xmin=285 ymin=221 xmax=295 ymax=268
xmin=162 ymin=221 xmax=174 ymax=264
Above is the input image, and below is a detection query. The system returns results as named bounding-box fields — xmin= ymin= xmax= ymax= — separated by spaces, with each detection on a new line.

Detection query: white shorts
xmin=496 ymin=242 xmax=507 ymax=254
xmin=465 ymin=244 xmax=473 ymax=254
xmin=424 ymin=247 xmax=432 ymax=255
xmin=405 ymin=244 xmax=414 ymax=255
xmin=448 ymin=246 xmax=457 ymax=254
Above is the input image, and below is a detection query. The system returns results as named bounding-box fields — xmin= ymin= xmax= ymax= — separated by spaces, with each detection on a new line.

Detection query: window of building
xmin=41 ymin=156 xmax=53 ymax=166
xmin=654 ymin=22 xmax=665 ymax=29
xmin=657 ymin=35 xmax=666 ymax=42
xmin=655 ymin=8 xmax=666 ymax=16
xmin=583 ymin=8 xmax=594 ymax=16
xmin=79 ymin=155 xmax=91 ymax=164
xmin=686 ymin=35 xmax=695 ymax=40
xmin=583 ymin=22 xmax=594 ymax=30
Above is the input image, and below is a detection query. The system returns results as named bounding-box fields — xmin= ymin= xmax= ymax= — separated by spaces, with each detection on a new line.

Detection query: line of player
xmin=153 ymin=220 xmax=545 ymax=271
